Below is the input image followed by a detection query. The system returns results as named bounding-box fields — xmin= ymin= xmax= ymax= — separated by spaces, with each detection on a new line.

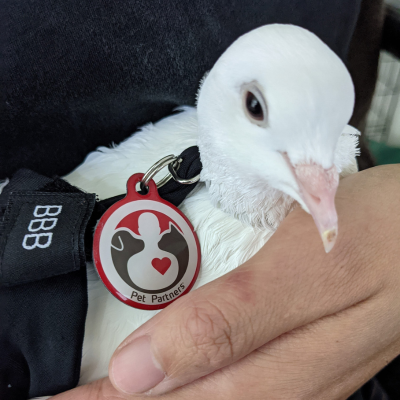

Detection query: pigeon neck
xmin=198 ymin=142 xmax=296 ymax=230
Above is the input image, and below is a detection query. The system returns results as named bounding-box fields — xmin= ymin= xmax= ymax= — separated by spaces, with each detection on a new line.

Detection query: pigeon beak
xmin=293 ymin=163 xmax=339 ymax=253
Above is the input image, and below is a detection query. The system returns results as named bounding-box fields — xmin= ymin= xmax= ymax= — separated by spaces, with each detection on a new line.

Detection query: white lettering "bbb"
xmin=22 ymin=205 xmax=63 ymax=250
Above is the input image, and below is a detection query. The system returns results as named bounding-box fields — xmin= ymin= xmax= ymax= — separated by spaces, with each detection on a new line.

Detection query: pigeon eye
xmin=245 ymin=92 xmax=263 ymax=120
xmin=242 ymin=83 xmax=268 ymax=126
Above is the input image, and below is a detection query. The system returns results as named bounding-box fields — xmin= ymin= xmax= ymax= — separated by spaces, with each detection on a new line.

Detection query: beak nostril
xmin=309 ymin=193 xmax=321 ymax=205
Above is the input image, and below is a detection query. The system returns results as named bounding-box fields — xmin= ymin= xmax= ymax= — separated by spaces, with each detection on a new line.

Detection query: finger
xmin=51 ymin=281 xmax=400 ymax=400
xmin=108 ymin=167 xmax=399 ymax=396
xmin=50 ymin=378 xmax=124 ymax=400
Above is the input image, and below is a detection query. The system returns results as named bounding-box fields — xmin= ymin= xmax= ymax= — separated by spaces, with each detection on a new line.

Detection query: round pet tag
xmin=93 ymin=173 xmax=201 ymax=310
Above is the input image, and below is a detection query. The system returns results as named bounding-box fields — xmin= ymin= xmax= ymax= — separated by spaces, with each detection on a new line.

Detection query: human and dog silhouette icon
xmin=111 ymin=211 xmax=189 ymax=293
xmin=127 ymin=213 xmax=179 ymax=289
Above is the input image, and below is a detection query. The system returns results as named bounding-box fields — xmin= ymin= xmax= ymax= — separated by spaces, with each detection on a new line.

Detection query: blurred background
xmin=365 ymin=0 xmax=400 ymax=164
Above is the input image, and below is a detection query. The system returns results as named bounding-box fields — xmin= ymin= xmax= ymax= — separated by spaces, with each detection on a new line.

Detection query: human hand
xmin=52 ymin=165 xmax=400 ymax=400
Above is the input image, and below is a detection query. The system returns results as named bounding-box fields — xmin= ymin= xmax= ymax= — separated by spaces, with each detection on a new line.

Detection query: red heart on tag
xmin=151 ymin=257 xmax=171 ymax=275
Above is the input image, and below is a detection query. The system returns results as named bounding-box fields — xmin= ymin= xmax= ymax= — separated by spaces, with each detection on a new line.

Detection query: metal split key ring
xmin=140 ymin=154 xmax=200 ymax=192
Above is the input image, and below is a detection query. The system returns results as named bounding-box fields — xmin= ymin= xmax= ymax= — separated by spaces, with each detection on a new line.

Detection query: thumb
xmin=108 ymin=187 xmax=379 ymax=396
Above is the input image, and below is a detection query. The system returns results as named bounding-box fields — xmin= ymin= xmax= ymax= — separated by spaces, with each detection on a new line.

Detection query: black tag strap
xmin=97 ymin=146 xmax=202 ymax=210
xmin=158 ymin=146 xmax=202 ymax=206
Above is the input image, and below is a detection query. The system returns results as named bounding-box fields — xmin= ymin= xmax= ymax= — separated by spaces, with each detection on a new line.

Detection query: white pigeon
xmin=34 ymin=23 xmax=360 ymax=397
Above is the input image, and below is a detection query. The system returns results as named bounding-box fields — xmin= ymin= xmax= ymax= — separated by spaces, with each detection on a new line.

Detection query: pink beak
xmin=294 ymin=164 xmax=339 ymax=253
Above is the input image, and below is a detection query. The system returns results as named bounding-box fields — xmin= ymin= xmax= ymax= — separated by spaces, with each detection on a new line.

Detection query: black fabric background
xmin=1 ymin=0 xmax=361 ymax=178
xmin=1 ymin=0 xmax=399 ymax=398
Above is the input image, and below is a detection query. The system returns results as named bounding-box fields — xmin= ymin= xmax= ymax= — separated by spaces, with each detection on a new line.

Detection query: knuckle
xmin=181 ymin=298 xmax=235 ymax=367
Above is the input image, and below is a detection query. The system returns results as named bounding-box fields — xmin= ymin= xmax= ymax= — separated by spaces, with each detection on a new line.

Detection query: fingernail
xmin=111 ymin=336 xmax=165 ymax=394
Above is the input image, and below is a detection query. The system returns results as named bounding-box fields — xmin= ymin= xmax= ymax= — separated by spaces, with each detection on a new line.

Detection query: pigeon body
xmin=38 ymin=24 xmax=360 ymax=391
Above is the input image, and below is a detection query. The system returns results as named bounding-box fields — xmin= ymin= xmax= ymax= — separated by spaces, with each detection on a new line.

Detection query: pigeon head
xmin=197 ymin=24 xmax=356 ymax=253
